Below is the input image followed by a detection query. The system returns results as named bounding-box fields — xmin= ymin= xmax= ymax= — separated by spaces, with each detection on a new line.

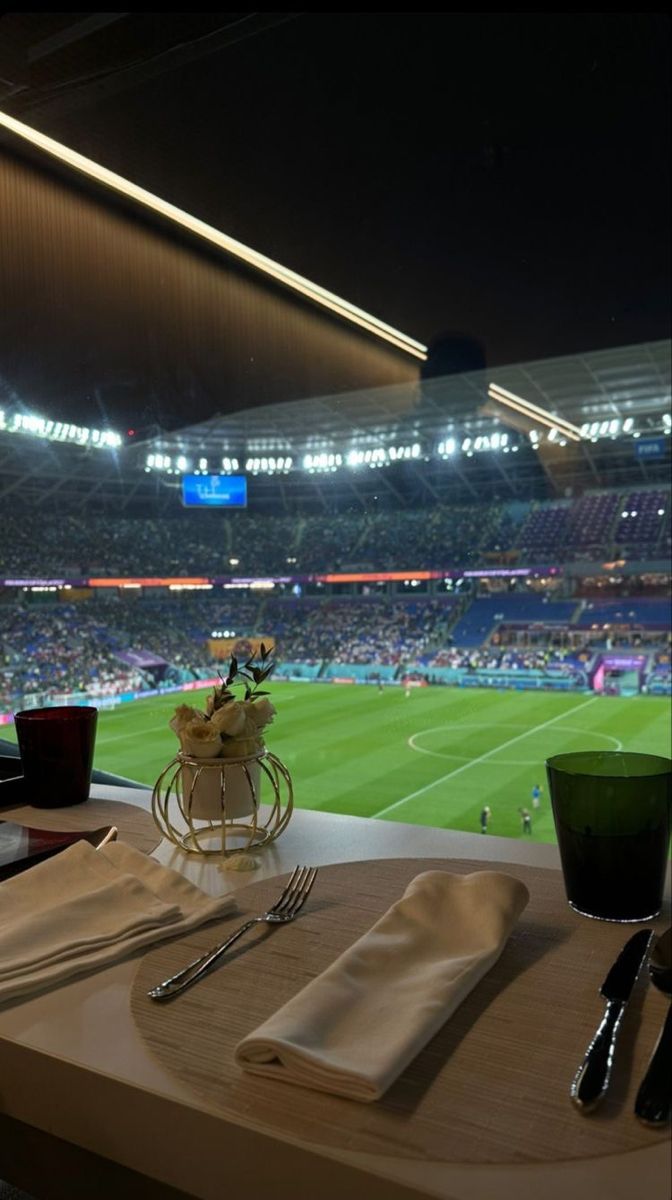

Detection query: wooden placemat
xmin=4 ymin=797 xmax=160 ymax=855
xmin=131 ymin=858 xmax=669 ymax=1166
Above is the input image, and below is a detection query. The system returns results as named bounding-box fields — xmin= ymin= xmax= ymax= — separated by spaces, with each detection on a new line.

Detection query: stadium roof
xmin=148 ymin=340 xmax=670 ymax=452
xmin=0 ymin=341 xmax=669 ymax=513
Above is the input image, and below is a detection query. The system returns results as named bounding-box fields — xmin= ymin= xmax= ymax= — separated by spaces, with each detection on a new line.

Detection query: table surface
xmin=0 ymin=784 xmax=669 ymax=1200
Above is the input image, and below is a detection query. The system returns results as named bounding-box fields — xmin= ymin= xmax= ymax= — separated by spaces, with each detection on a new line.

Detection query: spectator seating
xmin=1 ymin=586 xmax=668 ymax=710
xmin=613 ymin=490 xmax=669 ymax=557
xmin=566 ymin=492 xmax=622 ymax=553
xmin=449 ymin=596 xmax=578 ymax=647
xmin=0 ymin=486 xmax=669 ymax=579
xmin=517 ymin=503 xmax=571 ymax=560
xmin=575 ymin=598 xmax=671 ymax=628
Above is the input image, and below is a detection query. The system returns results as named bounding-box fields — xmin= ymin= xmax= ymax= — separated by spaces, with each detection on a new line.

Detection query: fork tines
xmin=272 ymin=865 xmax=318 ymax=919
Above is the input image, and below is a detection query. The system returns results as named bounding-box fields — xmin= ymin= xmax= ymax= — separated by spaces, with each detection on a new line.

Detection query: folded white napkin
xmin=0 ymin=839 xmax=235 ymax=1004
xmin=236 ymin=869 xmax=529 ymax=1101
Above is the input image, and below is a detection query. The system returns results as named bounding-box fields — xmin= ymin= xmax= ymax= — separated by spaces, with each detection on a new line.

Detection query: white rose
xmin=249 ymin=698 xmax=276 ymax=730
xmin=210 ymin=701 xmax=247 ymax=738
xmin=219 ymin=735 xmax=262 ymax=760
xmin=170 ymin=705 xmax=204 ymax=739
xmin=179 ymin=718 xmax=222 ymax=759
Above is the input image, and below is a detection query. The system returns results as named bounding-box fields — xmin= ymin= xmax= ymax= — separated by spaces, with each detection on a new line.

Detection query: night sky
xmin=1 ymin=12 xmax=670 ymax=427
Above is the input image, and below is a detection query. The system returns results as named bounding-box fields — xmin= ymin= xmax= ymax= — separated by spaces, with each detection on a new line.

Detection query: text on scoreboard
xmin=181 ymin=474 xmax=247 ymax=508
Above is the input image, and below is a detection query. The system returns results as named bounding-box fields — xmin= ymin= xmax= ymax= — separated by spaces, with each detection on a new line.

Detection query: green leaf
xmin=253 ymin=690 xmax=270 ymax=697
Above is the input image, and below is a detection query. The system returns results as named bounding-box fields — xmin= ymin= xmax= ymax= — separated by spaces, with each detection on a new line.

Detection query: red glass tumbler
xmin=14 ymin=706 xmax=98 ymax=808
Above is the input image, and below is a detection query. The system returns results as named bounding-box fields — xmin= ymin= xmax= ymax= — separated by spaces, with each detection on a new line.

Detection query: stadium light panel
xmin=0 ymin=110 xmax=427 ymax=363
xmin=0 ymin=407 xmax=121 ymax=449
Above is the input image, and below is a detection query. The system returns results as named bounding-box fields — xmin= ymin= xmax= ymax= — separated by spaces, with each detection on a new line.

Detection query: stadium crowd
xmin=425 ymin=647 xmax=581 ymax=672
xmin=0 ymin=605 xmax=145 ymax=707
xmin=1 ymin=580 xmax=670 ymax=710
xmin=275 ymin=598 xmax=456 ymax=665
xmin=0 ymin=487 xmax=668 ymax=578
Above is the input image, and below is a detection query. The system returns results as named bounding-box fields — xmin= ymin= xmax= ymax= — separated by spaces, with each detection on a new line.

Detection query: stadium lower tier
xmin=1 ymin=592 xmax=669 ymax=712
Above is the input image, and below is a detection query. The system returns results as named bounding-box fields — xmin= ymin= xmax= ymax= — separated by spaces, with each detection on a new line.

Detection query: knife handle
xmin=571 ymin=998 xmax=624 ymax=1111
xmin=634 ymin=1005 xmax=672 ymax=1126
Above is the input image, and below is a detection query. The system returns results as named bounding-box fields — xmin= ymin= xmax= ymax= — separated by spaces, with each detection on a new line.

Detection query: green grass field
xmin=5 ymin=684 xmax=670 ymax=841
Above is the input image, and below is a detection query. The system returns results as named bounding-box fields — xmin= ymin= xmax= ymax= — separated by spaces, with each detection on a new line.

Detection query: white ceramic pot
xmin=181 ymin=756 xmax=261 ymax=821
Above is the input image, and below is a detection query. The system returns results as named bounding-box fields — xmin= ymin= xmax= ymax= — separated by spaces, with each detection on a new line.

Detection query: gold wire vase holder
xmin=151 ymin=749 xmax=293 ymax=857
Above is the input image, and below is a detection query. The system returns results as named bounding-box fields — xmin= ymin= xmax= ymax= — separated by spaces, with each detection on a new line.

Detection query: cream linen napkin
xmin=236 ymin=869 xmax=529 ymax=1101
xmin=0 ymin=839 xmax=235 ymax=1003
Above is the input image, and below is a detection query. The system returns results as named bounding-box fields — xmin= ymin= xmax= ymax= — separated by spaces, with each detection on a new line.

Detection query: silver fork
xmin=148 ymin=865 xmax=318 ymax=1001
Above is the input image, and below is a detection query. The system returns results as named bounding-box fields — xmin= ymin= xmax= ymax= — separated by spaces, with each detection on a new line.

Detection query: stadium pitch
xmin=5 ymin=684 xmax=670 ymax=842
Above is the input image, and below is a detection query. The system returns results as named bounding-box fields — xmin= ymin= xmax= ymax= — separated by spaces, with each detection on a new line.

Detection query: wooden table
xmin=0 ymin=785 xmax=669 ymax=1200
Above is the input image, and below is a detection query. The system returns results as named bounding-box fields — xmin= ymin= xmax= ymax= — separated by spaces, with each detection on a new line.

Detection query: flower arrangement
xmin=153 ymin=641 xmax=292 ymax=852
xmin=170 ymin=644 xmax=276 ymax=762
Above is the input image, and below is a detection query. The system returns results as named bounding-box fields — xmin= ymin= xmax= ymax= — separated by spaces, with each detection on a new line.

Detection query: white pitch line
xmin=408 ymin=722 xmax=622 ymax=766
xmin=373 ymin=695 xmax=599 ymax=819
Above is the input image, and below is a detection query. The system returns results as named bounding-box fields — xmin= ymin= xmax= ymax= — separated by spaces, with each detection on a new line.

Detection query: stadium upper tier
xmin=0 ymin=488 xmax=669 ymax=577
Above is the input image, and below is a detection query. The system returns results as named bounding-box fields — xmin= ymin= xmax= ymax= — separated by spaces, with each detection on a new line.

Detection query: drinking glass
xmin=546 ymin=750 xmax=671 ymax=922
xmin=14 ymin=706 xmax=98 ymax=808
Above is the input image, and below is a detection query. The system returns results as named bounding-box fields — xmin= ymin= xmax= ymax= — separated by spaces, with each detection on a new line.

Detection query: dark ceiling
xmin=0 ymin=12 xmax=669 ymax=431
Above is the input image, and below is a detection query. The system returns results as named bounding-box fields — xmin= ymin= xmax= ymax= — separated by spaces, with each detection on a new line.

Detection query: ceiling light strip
xmin=487 ymin=389 xmax=582 ymax=442
xmin=488 ymin=383 xmax=583 ymax=440
xmin=0 ymin=110 xmax=427 ymax=362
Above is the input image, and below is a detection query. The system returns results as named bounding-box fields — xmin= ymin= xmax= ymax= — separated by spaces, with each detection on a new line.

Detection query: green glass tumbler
xmin=546 ymin=751 xmax=671 ymax=922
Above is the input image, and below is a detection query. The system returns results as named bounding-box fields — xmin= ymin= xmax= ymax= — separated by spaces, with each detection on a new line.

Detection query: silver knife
xmin=571 ymin=928 xmax=653 ymax=1112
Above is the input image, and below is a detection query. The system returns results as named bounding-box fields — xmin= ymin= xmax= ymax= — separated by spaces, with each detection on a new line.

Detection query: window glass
xmin=0 ymin=14 xmax=669 ymax=839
